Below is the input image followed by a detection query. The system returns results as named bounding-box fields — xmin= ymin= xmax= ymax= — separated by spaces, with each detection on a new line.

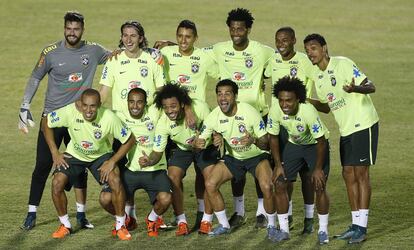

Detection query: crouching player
xmin=43 ymin=89 xmax=135 ymax=240
xmin=139 ymin=83 xmax=219 ymax=235
xmin=268 ymin=77 xmax=330 ymax=244
xmin=100 ymin=88 xmax=172 ymax=237
xmin=194 ymin=79 xmax=276 ymax=238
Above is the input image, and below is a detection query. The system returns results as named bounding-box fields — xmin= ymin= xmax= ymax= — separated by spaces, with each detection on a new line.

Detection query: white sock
xmin=277 ymin=213 xmax=289 ymax=233
xmin=358 ymin=209 xmax=369 ymax=228
xmin=304 ymin=204 xmax=315 ymax=218
xmin=266 ymin=212 xmax=277 ymax=227
xmin=58 ymin=214 xmax=71 ymax=228
xmin=176 ymin=213 xmax=187 ymax=224
xmin=148 ymin=209 xmax=159 ymax=222
xmin=115 ymin=214 xmax=126 ymax=230
xmin=233 ymin=195 xmax=245 ymax=216
xmin=256 ymin=198 xmax=265 ymax=216
xmin=288 ymin=200 xmax=293 ymax=216
xmin=214 ymin=210 xmax=230 ymax=228
xmin=318 ymin=213 xmax=329 ymax=233
xmin=76 ymin=202 xmax=86 ymax=213
xmin=28 ymin=205 xmax=37 ymax=213
xmin=351 ymin=210 xmax=360 ymax=225
xmin=197 ymin=199 xmax=205 ymax=212
xmin=125 ymin=204 xmax=137 ymax=219
xmin=202 ymin=213 xmax=213 ymax=223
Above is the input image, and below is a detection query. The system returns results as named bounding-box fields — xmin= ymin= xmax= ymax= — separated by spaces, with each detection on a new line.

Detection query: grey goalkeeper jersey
xmin=25 ymin=40 xmax=109 ymax=113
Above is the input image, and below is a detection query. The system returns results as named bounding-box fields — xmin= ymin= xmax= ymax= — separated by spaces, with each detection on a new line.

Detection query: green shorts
xmin=121 ymin=168 xmax=171 ymax=204
xmin=340 ymin=122 xmax=378 ymax=166
xmin=282 ymin=141 xmax=330 ymax=182
xmin=223 ymin=153 xmax=271 ymax=183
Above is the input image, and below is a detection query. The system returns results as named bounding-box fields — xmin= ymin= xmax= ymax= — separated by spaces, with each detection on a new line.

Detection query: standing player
xmin=139 ymin=84 xmax=220 ymax=236
xmin=99 ymin=88 xmax=172 ymax=237
xmin=18 ymin=11 xmax=110 ymax=230
xmin=203 ymin=7 xmax=275 ymax=228
xmin=43 ymin=89 xmax=135 ymax=240
xmin=160 ymin=19 xmax=219 ymax=230
xmin=195 ymin=79 xmax=276 ymax=239
xmin=264 ymin=26 xmax=317 ymax=232
xmin=304 ymin=33 xmax=379 ymax=244
xmin=268 ymin=77 xmax=330 ymax=244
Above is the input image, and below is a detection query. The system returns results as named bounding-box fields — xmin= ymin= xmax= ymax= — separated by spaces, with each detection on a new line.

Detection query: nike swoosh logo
xmin=224 ymin=59 xmax=230 ymax=62
xmin=58 ymin=63 xmax=66 ymax=66
xmin=120 ymin=71 xmax=126 ymax=74
xmin=169 ymin=64 xmax=176 ymax=66
xmin=74 ymin=128 xmax=80 ymax=131
xmin=359 ymin=158 xmax=367 ymax=162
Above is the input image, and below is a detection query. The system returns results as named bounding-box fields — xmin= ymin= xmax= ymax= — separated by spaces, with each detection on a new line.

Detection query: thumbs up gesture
xmin=193 ymin=130 xmax=206 ymax=149
xmin=240 ymin=130 xmax=255 ymax=146
xmin=139 ymin=150 xmax=151 ymax=167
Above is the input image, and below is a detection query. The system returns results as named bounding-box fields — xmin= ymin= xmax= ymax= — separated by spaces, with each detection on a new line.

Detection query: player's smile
xmin=162 ymin=97 xmax=183 ymax=121
xmin=217 ymin=85 xmax=237 ymax=116
xmin=176 ymin=27 xmax=196 ymax=56
xmin=122 ymin=27 xmax=142 ymax=55
xmin=278 ymin=91 xmax=299 ymax=116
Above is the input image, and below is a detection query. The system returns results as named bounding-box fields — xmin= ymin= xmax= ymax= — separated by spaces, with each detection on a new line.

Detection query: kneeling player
xmin=139 ymin=84 xmax=219 ymax=235
xmin=100 ymin=88 xmax=172 ymax=237
xmin=268 ymin=77 xmax=330 ymax=244
xmin=195 ymin=79 xmax=276 ymax=238
xmin=43 ymin=89 xmax=135 ymax=240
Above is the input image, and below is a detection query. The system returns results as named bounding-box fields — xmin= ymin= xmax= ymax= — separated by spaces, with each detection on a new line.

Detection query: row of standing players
xmin=18 ymin=8 xmax=378 ymax=245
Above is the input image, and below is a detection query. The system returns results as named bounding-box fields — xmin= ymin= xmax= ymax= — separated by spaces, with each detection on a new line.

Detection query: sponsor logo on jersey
xmin=177 ymin=74 xmax=191 ymax=84
xmin=42 ymin=44 xmax=57 ymax=55
xmin=245 ymin=57 xmax=253 ymax=68
xmin=76 ymin=118 xmax=84 ymax=123
xmin=295 ymin=117 xmax=301 ymax=121
xmin=259 ymin=120 xmax=266 ymax=130
xmin=318 ymin=74 xmax=324 ymax=79
xmin=312 ymin=124 xmax=320 ymax=133
xmin=190 ymin=56 xmax=200 ymax=60
xmin=327 ymin=93 xmax=336 ymax=102
xmin=242 ymin=52 xmax=251 ymax=56
xmin=146 ymin=121 xmax=154 ymax=131
xmin=232 ymin=72 xmax=246 ymax=81
xmin=128 ymin=80 xmax=142 ymax=89
xmin=230 ymin=137 xmax=241 ymax=145
xmin=220 ymin=119 xmax=228 ymax=124
xmin=267 ymin=118 xmax=273 ymax=128
xmin=101 ymin=66 xmax=108 ymax=79
xmin=290 ymin=66 xmax=298 ymax=77
xmin=81 ymin=54 xmax=89 ymax=66
xmin=121 ymin=127 xmax=128 ymax=137
xmin=235 ymin=116 xmax=244 ymax=121
xmin=296 ymin=124 xmax=305 ymax=132
xmin=225 ymin=51 xmax=234 ymax=56
xmin=94 ymin=129 xmax=102 ymax=139
xmin=68 ymin=73 xmax=83 ymax=83
xmin=140 ymin=66 xmax=148 ymax=77
xmin=275 ymin=58 xmax=283 ymax=63
xmin=81 ymin=141 xmax=94 ymax=149
xmin=353 ymin=65 xmax=362 ymax=78
xmin=238 ymin=123 xmax=246 ymax=133
xmin=92 ymin=122 xmax=101 ymax=128
xmin=154 ymin=134 xmax=162 ymax=147
xmin=136 ymin=135 xmax=150 ymax=145
xmin=137 ymin=59 xmax=148 ymax=64
xmin=50 ymin=111 xmax=60 ymax=123
xmin=330 ymin=76 xmax=337 ymax=86
xmin=191 ymin=62 xmax=200 ymax=73
xmin=121 ymin=59 xmax=130 ymax=65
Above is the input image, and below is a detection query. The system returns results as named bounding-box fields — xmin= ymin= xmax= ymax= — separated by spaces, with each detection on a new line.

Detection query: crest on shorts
xmin=140 ymin=66 xmax=148 ymax=77
xmin=290 ymin=66 xmax=298 ymax=77
xmin=81 ymin=54 xmax=89 ymax=66
xmin=296 ymin=124 xmax=305 ymax=132
xmin=146 ymin=121 xmax=154 ymax=131
xmin=191 ymin=62 xmax=200 ymax=73
xmin=245 ymin=57 xmax=253 ymax=68
xmin=238 ymin=123 xmax=246 ymax=133
xmin=330 ymin=76 xmax=337 ymax=86
xmin=94 ymin=129 xmax=102 ymax=139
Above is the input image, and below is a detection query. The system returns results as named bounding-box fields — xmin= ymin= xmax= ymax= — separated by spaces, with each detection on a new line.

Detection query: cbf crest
xmin=146 ymin=121 xmax=154 ymax=131
xmin=94 ymin=129 xmax=102 ymax=139
xmin=140 ymin=66 xmax=149 ymax=77
xmin=238 ymin=123 xmax=246 ymax=133
xmin=290 ymin=66 xmax=298 ymax=77
xmin=296 ymin=124 xmax=305 ymax=132
xmin=191 ymin=62 xmax=200 ymax=73
xmin=81 ymin=54 xmax=89 ymax=66
xmin=245 ymin=57 xmax=253 ymax=68
xmin=330 ymin=75 xmax=337 ymax=86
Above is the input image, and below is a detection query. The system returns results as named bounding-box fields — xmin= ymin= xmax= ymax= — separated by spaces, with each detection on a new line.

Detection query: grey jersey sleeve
xmin=21 ymin=51 xmax=49 ymax=105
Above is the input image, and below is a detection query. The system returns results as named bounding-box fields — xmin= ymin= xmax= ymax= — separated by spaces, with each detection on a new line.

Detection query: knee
xmin=99 ymin=191 xmax=112 ymax=207
xmin=52 ymin=175 xmax=66 ymax=195
xmin=342 ymin=167 xmax=355 ymax=181
xmin=168 ymin=173 xmax=182 ymax=186
xmin=108 ymin=173 xmax=122 ymax=191
xmin=259 ymin=180 xmax=273 ymax=197
xmin=205 ymin=178 xmax=219 ymax=194
xmin=157 ymin=192 xmax=172 ymax=207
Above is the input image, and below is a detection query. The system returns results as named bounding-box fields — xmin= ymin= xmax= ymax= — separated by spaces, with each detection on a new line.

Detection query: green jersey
xmin=161 ymin=46 xmax=219 ymax=102
xmin=153 ymin=100 xmax=210 ymax=152
xmin=99 ymin=49 xmax=165 ymax=116
xmin=264 ymin=51 xmax=315 ymax=98
xmin=267 ymin=102 xmax=329 ymax=145
xmin=116 ymin=105 xmax=166 ymax=172
xmin=47 ymin=103 xmax=131 ymax=162
xmin=200 ymin=102 xmax=267 ymax=160
xmin=312 ymin=56 xmax=379 ymax=136
xmin=204 ymin=40 xmax=273 ymax=115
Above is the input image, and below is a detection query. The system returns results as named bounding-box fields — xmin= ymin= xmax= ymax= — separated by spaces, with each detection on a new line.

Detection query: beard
xmin=65 ymin=34 xmax=82 ymax=46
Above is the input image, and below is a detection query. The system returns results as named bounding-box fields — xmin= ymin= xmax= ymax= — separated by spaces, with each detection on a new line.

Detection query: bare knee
xmin=52 ymin=173 xmax=67 ymax=195
xmin=99 ymin=191 xmax=112 ymax=207
xmin=157 ymin=192 xmax=172 ymax=207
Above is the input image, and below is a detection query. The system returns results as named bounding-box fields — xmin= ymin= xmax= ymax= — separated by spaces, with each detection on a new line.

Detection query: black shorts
xmin=168 ymin=144 xmax=220 ymax=173
xmin=54 ymin=153 xmax=113 ymax=191
xmin=283 ymin=141 xmax=330 ymax=182
xmin=223 ymin=153 xmax=271 ymax=183
xmin=340 ymin=122 xmax=379 ymax=166
xmin=122 ymin=168 xmax=171 ymax=204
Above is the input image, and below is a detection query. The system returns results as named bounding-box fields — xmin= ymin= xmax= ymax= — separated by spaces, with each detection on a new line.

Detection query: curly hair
xmin=154 ymin=83 xmax=192 ymax=109
xmin=118 ymin=20 xmax=148 ymax=49
xmin=226 ymin=8 xmax=254 ymax=28
xmin=273 ymin=76 xmax=306 ymax=103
